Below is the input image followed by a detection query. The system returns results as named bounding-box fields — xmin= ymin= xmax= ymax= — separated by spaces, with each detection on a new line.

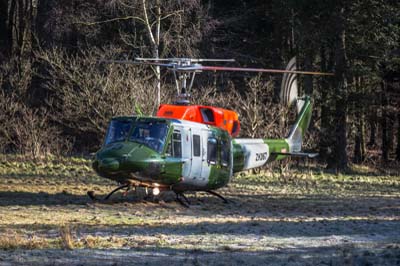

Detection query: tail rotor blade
xmin=280 ymin=57 xmax=298 ymax=107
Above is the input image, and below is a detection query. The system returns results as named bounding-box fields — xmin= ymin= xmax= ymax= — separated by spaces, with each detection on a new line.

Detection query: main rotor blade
xmin=100 ymin=58 xmax=333 ymax=76
xmin=99 ymin=60 xmax=173 ymax=67
xmin=178 ymin=65 xmax=334 ymax=76
xmin=134 ymin=61 xmax=175 ymax=67
xmin=195 ymin=59 xmax=235 ymax=63
xmin=135 ymin=58 xmax=177 ymax=61
xmin=135 ymin=58 xmax=235 ymax=63
xmin=99 ymin=59 xmax=138 ymax=64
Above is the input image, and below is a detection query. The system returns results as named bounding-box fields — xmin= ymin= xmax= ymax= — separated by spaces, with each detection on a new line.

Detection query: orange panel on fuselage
xmin=156 ymin=104 xmax=240 ymax=137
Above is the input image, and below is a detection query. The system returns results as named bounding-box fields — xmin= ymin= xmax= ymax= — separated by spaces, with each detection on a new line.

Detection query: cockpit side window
xmin=207 ymin=137 xmax=217 ymax=165
xmin=166 ymin=130 xmax=182 ymax=158
xmin=173 ymin=131 xmax=182 ymax=157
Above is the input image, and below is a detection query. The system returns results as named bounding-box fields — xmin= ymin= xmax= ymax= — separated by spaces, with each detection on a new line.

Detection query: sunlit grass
xmin=0 ymin=155 xmax=399 ymax=250
xmin=232 ymin=165 xmax=400 ymax=198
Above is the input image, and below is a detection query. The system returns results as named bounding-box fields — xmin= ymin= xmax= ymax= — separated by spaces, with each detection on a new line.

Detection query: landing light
xmin=153 ymin=187 xmax=160 ymax=196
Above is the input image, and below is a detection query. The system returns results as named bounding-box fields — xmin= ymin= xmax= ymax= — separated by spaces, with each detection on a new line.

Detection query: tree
xmin=75 ymin=0 xmax=213 ymax=107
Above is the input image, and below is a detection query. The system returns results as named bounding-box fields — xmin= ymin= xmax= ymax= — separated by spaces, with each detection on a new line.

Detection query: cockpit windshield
xmin=104 ymin=119 xmax=132 ymax=145
xmin=104 ymin=118 xmax=169 ymax=153
xmin=129 ymin=121 xmax=169 ymax=153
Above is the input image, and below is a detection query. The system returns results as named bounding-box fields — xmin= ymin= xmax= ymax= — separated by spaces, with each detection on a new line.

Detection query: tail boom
xmin=231 ymin=57 xmax=315 ymax=173
xmin=232 ymin=97 xmax=313 ymax=173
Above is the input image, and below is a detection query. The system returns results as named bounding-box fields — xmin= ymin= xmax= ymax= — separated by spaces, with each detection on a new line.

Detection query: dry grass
xmin=82 ymin=235 xmax=104 ymax=249
xmin=0 ymin=155 xmax=399 ymax=256
xmin=0 ymin=231 xmax=50 ymax=250
xmin=59 ymin=225 xmax=75 ymax=250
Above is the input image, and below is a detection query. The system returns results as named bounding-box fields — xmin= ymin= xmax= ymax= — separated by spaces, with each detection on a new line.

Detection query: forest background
xmin=0 ymin=0 xmax=399 ymax=172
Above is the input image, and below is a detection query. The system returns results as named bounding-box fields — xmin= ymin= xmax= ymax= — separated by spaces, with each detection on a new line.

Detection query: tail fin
xmin=280 ymin=57 xmax=313 ymax=153
xmin=286 ymin=96 xmax=312 ymax=152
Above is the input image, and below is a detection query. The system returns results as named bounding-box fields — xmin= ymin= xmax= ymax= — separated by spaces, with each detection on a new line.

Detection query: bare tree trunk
xmin=142 ymin=0 xmax=161 ymax=107
xmin=0 ymin=0 xmax=10 ymax=56
xmin=354 ymin=111 xmax=366 ymax=163
xmin=381 ymin=80 xmax=389 ymax=162
xmin=387 ymin=112 xmax=395 ymax=154
xmin=8 ymin=0 xmax=16 ymax=55
xmin=155 ymin=1 xmax=161 ymax=106
xmin=368 ymin=109 xmax=377 ymax=146
xmin=16 ymin=0 xmax=27 ymax=58
xmin=272 ymin=23 xmax=283 ymax=103
xmin=353 ymin=77 xmax=366 ymax=163
xmin=328 ymin=6 xmax=348 ymax=171
xmin=396 ymin=112 xmax=400 ymax=161
xmin=304 ymin=48 xmax=314 ymax=95
xmin=35 ymin=0 xmax=53 ymax=46
xmin=318 ymin=45 xmax=331 ymax=162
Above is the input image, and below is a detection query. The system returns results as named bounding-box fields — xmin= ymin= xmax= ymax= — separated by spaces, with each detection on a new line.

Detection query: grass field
xmin=0 ymin=155 xmax=399 ymax=265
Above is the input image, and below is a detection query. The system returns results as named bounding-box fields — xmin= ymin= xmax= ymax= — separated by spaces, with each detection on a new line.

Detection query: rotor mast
xmin=135 ymin=58 xmax=235 ymax=105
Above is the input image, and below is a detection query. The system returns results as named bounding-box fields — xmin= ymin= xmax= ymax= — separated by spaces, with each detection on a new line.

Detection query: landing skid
xmin=174 ymin=190 xmax=229 ymax=207
xmin=87 ymin=184 xmax=130 ymax=201
xmin=176 ymin=193 xmax=190 ymax=208
xmin=205 ymin=190 xmax=229 ymax=203
xmin=87 ymin=185 xmax=229 ymax=206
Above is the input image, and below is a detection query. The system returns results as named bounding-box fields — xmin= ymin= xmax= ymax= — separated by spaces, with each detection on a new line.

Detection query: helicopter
xmin=89 ymin=57 xmax=333 ymax=205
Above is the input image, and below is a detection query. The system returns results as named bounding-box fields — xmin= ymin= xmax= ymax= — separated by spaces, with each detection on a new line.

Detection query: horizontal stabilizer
xmin=272 ymin=152 xmax=318 ymax=158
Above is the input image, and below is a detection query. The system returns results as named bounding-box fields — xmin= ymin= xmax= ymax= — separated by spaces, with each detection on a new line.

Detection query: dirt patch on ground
xmin=0 ymin=158 xmax=399 ymax=265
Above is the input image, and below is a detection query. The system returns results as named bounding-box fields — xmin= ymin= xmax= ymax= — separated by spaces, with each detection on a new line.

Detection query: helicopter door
xmin=179 ymin=127 xmax=192 ymax=178
xmin=189 ymin=128 xmax=209 ymax=186
xmin=166 ymin=126 xmax=191 ymax=178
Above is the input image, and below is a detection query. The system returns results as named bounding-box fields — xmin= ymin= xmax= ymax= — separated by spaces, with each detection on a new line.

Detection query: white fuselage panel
xmin=234 ymin=139 xmax=269 ymax=170
xmin=171 ymin=120 xmax=211 ymax=187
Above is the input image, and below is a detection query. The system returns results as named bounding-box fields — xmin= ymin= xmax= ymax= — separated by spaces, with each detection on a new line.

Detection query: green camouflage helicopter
xmin=89 ymin=57 xmax=333 ymax=205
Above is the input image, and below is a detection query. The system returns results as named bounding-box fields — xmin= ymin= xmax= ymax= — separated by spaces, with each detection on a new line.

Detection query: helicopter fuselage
xmin=92 ymin=116 xmax=290 ymax=193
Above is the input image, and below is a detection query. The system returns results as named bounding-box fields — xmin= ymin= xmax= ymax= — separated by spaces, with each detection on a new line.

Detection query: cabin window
xmin=232 ymin=121 xmax=239 ymax=136
xmin=193 ymin=134 xmax=201 ymax=157
xmin=166 ymin=130 xmax=182 ymax=158
xmin=220 ymin=140 xmax=230 ymax=167
xmin=207 ymin=137 xmax=217 ymax=164
xmin=201 ymin=108 xmax=215 ymax=123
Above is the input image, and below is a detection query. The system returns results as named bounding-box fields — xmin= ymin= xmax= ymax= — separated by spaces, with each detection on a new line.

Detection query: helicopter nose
xmin=98 ymin=158 xmax=120 ymax=172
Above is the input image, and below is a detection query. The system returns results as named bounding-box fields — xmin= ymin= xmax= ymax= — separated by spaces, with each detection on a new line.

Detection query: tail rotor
xmin=280 ymin=57 xmax=299 ymax=111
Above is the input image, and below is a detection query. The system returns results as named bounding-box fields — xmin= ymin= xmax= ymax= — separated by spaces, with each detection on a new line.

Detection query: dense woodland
xmin=0 ymin=0 xmax=399 ymax=172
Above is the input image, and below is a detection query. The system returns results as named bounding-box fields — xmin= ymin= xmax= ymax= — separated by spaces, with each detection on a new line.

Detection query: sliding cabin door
xmin=188 ymin=128 xmax=210 ymax=186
